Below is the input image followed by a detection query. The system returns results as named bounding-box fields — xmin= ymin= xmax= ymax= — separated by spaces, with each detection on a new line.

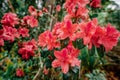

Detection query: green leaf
xmin=97 ymin=46 xmax=105 ymax=58
xmin=72 ymin=39 xmax=85 ymax=49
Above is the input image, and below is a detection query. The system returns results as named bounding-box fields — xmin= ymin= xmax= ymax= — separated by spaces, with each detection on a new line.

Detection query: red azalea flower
xmin=18 ymin=39 xmax=37 ymax=60
xmin=64 ymin=0 xmax=89 ymax=18
xmin=52 ymin=20 xmax=78 ymax=41
xmin=79 ymin=18 xmax=98 ymax=49
xmin=28 ymin=6 xmax=37 ymax=16
xmin=52 ymin=44 xmax=80 ymax=74
xmin=90 ymin=0 xmax=101 ymax=8
xmin=22 ymin=15 xmax=38 ymax=28
xmin=98 ymin=24 xmax=120 ymax=52
xmin=91 ymin=26 xmax=106 ymax=47
xmin=1 ymin=26 xmax=19 ymax=42
xmin=16 ymin=68 xmax=24 ymax=77
xmin=56 ymin=5 xmax=61 ymax=12
xmin=38 ymin=30 xmax=60 ymax=50
xmin=18 ymin=27 xmax=29 ymax=37
xmin=1 ymin=12 xmax=19 ymax=27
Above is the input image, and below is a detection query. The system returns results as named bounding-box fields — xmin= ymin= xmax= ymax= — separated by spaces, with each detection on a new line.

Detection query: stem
xmin=7 ymin=0 xmax=15 ymax=13
xmin=33 ymin=52 xmax=43 ymax=80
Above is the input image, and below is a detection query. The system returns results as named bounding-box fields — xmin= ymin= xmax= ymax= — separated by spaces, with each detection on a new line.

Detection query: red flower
xmin=16 ymin=68 xmax=24 ymax=77
xmin=98 ymin=24 xmax=120 ymax=52
xmin=42 ymin=7 xmax=48 ymax=13
xmin=79 ymin=18 xmax=98 ymax=49
xmin=28 ymin=6 xmax=37 ymax=16
xmin=52 ymin=20 xmax=78 ymax=41
xmin=1 ymin=12 xmax=19 ymax=27
xmin=56 ymin=5 xmax=61 ymax=12
xmin=38 ymin=10 xmax=43 ymax=16
xmin=91 ymin=26 xmax=106 ymax=48
xmin=18 ymin=39 xmax=37 ymax=60
xmin=1 ymin=26 xmax=19 ymax=42
xmin=22 ymin=16 xmax=38 ymax=28
xmin=64 ymin=0 xmax=89 ymax=18
xmin=18 ymin=27 xmax=29 ymax=37
xmin=52 ymin=44 xmax=80 ymax=74
xmin=38 ymin=30 xmax=60 ymax=50
xmin=90 ymin=0 xmax=101 ymax=8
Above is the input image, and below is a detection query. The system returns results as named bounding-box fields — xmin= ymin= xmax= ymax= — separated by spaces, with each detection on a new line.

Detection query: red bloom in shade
xmin=16 ymin=68 xmax=24 ymax=77
xmin=98 ymin=24 xmax=120 ymax=52
xmin=43 ymin=66 xmax=49 ymax=75
xmin=1 ymin=12 xmax=19 ymax=27
xmin=18 ymin=27 xmax=29 ymax=37
xmin=18 ymin=39 xmax=37 ymax=60
xmin=79 ymin=18 xmax=98 ymax=49
xmin=90 ymin=0 xmax=101 ymax=8
xmin=56 ymin=5 xmax=61 ymax=12
xmin=28 ymin=6 xmax=37 ymax=16
xmin=38 ymin=30 xmax=60 ymax=50
xmin=52 ymin=44 xmax=80 ymax=74
xmin=22 ymin=16 xmax=38 ymax=28
xmin=0 ymin=39 xmax=4 ymax=46
xmin=1 ymin=26 xmax=19 ymax=42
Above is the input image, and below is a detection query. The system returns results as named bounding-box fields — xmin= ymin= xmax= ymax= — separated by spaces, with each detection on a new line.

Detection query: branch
xmin=33 ymin=53 xmax=43 ymax=80
xmin=7 ymin=0 xmax=15 ymax=13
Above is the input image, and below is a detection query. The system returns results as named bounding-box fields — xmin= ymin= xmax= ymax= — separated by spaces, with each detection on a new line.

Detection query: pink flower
xmin=1 ymin=12 xmax=19 ymax=27
xmin=98 ymin=24 xmax=120 ymax=52
xmin=56 ymin=5 xmax=61 ymax=12
xmin=16 ymin=68 xmax=24 ymax=77
xmin=38 ymin=30 xmax=60 ymax=50
xmin=18 ymin=39 xmax=37 ymax=60
xmin=22 ymin=16 xmax=38 ymax=28
xmin=18 ymin=27 xmax=29 ymax=37
xmin=52 ymin=44 xmax=80 ymax=74
xmin=90 ymin=0 xmax=101 ymax=8
xmin=28 ymin=6 xmax=37 ymax=16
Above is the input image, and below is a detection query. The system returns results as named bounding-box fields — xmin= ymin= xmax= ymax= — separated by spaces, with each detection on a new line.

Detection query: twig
xmin=7 ymin=0 xmax=15 ymax=13
xmin=33 ymin=52 xmax=43 ymax=80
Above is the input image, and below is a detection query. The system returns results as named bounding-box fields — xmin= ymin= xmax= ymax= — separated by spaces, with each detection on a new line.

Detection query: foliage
xmin=0 ymin=0 xmax=120 ymax=80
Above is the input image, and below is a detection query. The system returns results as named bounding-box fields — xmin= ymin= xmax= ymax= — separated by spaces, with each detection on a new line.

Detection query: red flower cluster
xmin=0 ymin=13 xmax=20 ymax=46
xmin=90 ymin=0 xmax=101 ymax=8
xmin=52 ymin=43 xmax=80 ymax=74
xmin=38 ymin=30 xmax=60 ymax=50
xmin=16 ymin=68 xmax=24 ymax=77
xmin=1 ymin=12 xmax=19 ymax=27
xmin=18 ymin=39 xmax=38 ymax=60
xmin=64 ymin=0 xmax=89 ymax=18
xmin=22 ymin=15 xmax=38 ymax=28
xmin=18 ymin=27 xmax=29 ymax=37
